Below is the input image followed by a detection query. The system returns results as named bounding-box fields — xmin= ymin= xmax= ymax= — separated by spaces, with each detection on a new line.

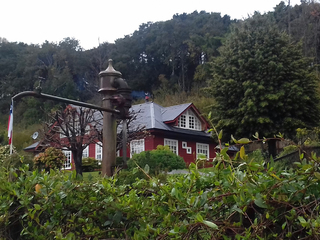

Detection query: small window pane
xmin=164 ymin=138 xmax=178 ymax=155
xmin=189 ymin=115 xmax=195 ymax=129
xmin=82 ymin=146 xmax=89 ymax=158
xmin=130 ymin=139 xmax=145 ymax=157
xmin=96 ymin=142 xmax=102 ymax=163
xmin=179 ymin=115 xmax=186 ymax=128
xmin=196 ymin=143 xmax=209 ymax=159
xmin=62 ymin=150 xmax=72 ymax=169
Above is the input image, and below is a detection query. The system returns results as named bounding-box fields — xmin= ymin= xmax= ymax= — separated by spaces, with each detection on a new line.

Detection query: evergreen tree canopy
xmin=208 ymin=14 xmax=320 ymax=140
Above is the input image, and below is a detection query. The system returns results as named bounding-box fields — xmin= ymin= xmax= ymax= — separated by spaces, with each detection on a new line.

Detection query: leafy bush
xmin=33 ymin=147 xmax=65 ymax=171
xmin=0 ymin=145 xmax=13 ymax=164
xmin=2 ymin=147 xmax=320 ymax=239
xmin=116 ymin=156 xmax=130 ymax=166
xmin=81 ymin=157 xmax=99 ymax=172
xmin=128 ymin=145 xmax=186 ymax=174
xmin=0 ymin=145 xmax=33 ymax=169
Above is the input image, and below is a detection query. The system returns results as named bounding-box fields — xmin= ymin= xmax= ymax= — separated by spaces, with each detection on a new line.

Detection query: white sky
xmin=1 ymin=0 xmax=301 ymax=50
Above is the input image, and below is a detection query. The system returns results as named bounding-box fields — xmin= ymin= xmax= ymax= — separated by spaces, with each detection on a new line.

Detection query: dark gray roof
xmin=161 ymin=103 xmax=192 ymax=122
xmin=130 ymin=102 xmax=211 ymax=138
xmin=24 ymin=141 xmax=40 ymax=150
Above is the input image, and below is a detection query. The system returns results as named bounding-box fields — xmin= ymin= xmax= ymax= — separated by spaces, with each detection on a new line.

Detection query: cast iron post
xmin=98 ymin=60 xmax=121 ymax=177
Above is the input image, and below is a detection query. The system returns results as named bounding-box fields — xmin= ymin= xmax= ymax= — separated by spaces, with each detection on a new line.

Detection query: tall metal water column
xmin=98 ymin=60 xmax=132 ymax=177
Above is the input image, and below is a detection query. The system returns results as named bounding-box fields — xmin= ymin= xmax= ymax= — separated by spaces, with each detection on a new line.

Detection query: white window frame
xmin=186 ymin=147 xmax=192 ymax=154
xmin=82 ymin=146 xmax=89 ymax=158
xmin=130 ymin=139 xmax=145 ymax=157
xmin=196 ymin=143 xmax=209 ymax=159
xmin=62 ymin=150 xmax=72 ymax=170
xmin=182 ymin=141 xmax=187 ymax=149
xmin=164 ymin=138 xmax=178 ymax=155
xmin=178 ymin=109 xmax=202 ymax=131
xmin=96 ymin=142 xmax=102 ymax=164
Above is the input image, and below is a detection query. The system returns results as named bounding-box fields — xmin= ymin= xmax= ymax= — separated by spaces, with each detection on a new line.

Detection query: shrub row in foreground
xmin=1 ymin=150 xmax=320 ymax=239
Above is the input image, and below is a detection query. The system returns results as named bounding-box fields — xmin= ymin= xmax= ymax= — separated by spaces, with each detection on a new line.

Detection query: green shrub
xmin=278 ymin=145 xmax=298 ymax=158
xmin=33 ymin=147 xmax=65 ymax=171
xmin=0 ymin=145 xmax=13 ymax=164
xmin=0 ymin=145 xmax=33 ymax=169
xmin=82 ymin=157 xmax=99 ymax=172
xmin=128 ymin=145 xmax=186 ymax=174
xmin=116 ymin=156 xmax=130 ymax=166
xmin=2 ymin=149 xmax=320 ymax=239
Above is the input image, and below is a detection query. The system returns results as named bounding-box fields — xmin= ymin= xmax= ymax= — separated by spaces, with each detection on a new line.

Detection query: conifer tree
xmin=208 ymin=14 xmax=320 ymax=146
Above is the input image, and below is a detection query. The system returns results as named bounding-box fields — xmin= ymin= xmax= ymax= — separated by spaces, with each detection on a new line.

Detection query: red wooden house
xmin=126 ymin=102 xmax=216 ymax=165
xmin=25 ymin=102 xmax=216 ymax=169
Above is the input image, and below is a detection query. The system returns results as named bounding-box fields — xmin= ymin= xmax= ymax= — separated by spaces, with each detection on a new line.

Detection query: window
xmin=186 ymin=147 xmax=192 ymax=154
xmin=196 ymin=143 xmax=209 ymax=159
xmin=82 ymin=146 xmax=89 ymax=158
xmin=96 ymin=142 xmax=102 ymax=164
xmin=164 ymin=138 xmax=178 ymax=155
xmin=178 ymin=115 xmax=186 ymax=128
xmin=178 ymin=109 xmax=201 ymax=131
xmin=130 ymin=139 xmax=145 ymax=157
xmin=62 ymin=150 xmax=72 ymax=169
xmin=182 ymin=142 xmax=187 ymax=149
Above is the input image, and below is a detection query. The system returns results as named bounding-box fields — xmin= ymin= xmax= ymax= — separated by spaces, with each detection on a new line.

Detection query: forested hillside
xmin=1 ymin=1 xmax=320 ymax=148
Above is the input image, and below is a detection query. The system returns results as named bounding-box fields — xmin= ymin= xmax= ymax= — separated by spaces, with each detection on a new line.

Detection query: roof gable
xmin=162 ymin=103 xmax=209 ymax=128
xmin=161 ymin=103 xmax=192 ymax=122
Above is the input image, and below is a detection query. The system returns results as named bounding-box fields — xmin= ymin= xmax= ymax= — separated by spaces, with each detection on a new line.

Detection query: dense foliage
xmin=33 ymin=147 xmax=65 ymax=171
xmin=208 ymin=13 xmax=320 ymax=140
xmin=81 ymin=157 xmax=99 ymax=172
xmin=2 ymin=145 xmax=320 ymax=239
xmin=128 ymin=145 xmax=186 ymax=174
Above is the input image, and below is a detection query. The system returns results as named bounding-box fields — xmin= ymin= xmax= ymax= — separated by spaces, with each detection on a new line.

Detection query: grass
xmin=83 ymin=171 xmax=100 ymax=181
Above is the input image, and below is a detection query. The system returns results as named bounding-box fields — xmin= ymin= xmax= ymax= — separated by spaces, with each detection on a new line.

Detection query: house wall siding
xmin=89 ymin=144 xmax=96 ymax=159
xmin=145 ymin=136 xmax=155 ymax=151
xmin=63 ymin=136 xmax=216 ymax=171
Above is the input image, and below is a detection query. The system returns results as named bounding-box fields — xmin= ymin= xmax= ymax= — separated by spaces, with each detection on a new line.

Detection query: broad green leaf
xmin=298 ymin=216 xmax=308 ymax=227
xmin=231 ymin=135 xmax=237 ymax=143
xmin=218 ymin=130 xmax=223 ymax=140
xmin=300 ymin=153 xmax=304 ymax=160
xmin=314 ymin=172 xmax=320 ymax=180
xmin=197 ymin=153 xmax=207 ymax=160
xmin=144 ymin=164 xmax=150 ymax=174
xmin=282 ymin=222 xmax=287 ymax=230
xmin=240 ymin=146 xmax=245 ymax=160
xmin=234 ymin=151 xmax=240 ymax=160
xmin=171 ymin=188 xmax=177 ymax=197
xmin=254 ymin=197 xmax=267 ymax=209
xmin=237 ymin=138 xmax=251 ymax=144
xmin=34 ymin=204 xmax=41 ymax=211
xmin=196 ymin=213 xmax=204 ymax=222
xmin=203 ymin=220 xmax=218 ymax=229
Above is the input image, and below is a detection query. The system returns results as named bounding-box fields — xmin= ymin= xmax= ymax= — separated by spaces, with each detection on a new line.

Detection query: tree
xmin=44 ymin=105 xmax=100 ymax=176
xmin=208 ymin=14 xmax=320 ymax=156
xmin=96 ymin=110 xmax=149 ymax=158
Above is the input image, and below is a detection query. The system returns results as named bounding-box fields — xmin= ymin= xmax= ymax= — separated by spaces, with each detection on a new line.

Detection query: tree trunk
xmin=268 ymin=139 xmax=277 ymax=159
xmin=72 ymin=150 xmax=83 ymax=176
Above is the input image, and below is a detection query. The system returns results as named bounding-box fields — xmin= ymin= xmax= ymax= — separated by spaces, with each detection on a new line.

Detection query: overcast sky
xmin=1 ymin=0 xmax=301 ymax=50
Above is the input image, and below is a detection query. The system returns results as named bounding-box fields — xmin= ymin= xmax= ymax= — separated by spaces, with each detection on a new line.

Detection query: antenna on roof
xmin=32 ymin=132 xmax=39 ymax=140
